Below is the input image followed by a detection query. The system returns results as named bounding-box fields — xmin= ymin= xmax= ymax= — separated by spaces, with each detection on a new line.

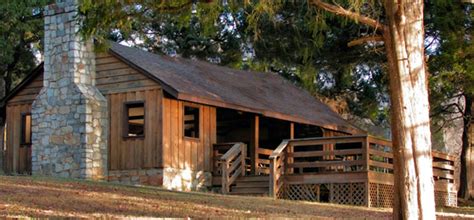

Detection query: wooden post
xmin=288 ymin=123 xmax=294 ymax=174
xmin=269 ymin=157 xmax=277 ymax=198
xmin=0 ymin=123 xmax=4 ymax=174
xmin=250 ymin=115 xmax=259 ymax=175
xmin=470 ymin=119 xmax=474 ymax=197
xmin=241 ymin=143 xmax=246 ymax=176
xmin=212 ymin=148 xmax=218 ymax=175
xmin=221 ymin=160 xmax=229 ymax=194
xmin=323 ymin=129 xmax=334 ymax=160
xmin=364 ymin=136 xmax=370 ymax=171
xmin=290 ymin=123 xmax=294 ymax=139
xmin=364 ymin=136 xmax=370 ymax=206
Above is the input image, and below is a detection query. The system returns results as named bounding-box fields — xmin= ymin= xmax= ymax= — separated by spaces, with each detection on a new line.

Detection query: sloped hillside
xmin=0 ymin=176 xmax=471 ymax=219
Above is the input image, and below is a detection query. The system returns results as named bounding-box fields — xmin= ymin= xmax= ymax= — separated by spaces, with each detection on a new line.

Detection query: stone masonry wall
xmin=31 ymin=0 xmax=108 ymax=179
xmin=108 ymin=169 xmax=163 ymax=186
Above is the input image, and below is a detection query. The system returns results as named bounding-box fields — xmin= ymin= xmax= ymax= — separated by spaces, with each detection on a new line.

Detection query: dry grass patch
xmin=0 ymin=176 xmax=472 ymax=219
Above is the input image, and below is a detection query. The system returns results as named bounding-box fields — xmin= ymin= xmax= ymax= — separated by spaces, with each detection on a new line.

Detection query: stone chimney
xmin=31 ymin=0 xmax=108 ymax=179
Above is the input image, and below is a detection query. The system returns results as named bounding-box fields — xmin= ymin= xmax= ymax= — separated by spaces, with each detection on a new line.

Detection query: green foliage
xmin=244 ymin=1 xmax=389 ymax=124
xmin=78 ymin=0 xmax=392 ymax=125
xmin=79 ymin=0 xmax=247 ymax=67
xmin=427 ymin=0 xmax=473 ymax=126
xmin=0 ymin=0 xmax=48 ymax=96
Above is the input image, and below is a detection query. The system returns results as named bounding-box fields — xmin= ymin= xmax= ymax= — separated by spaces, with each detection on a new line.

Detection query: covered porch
xmin=212 ymin=134 xmax=457 ymax=208
xmin=214 ymin=108 xmax=341 ymax=176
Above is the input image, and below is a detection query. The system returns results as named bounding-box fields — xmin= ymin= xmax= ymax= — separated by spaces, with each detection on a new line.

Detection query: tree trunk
xmin=0 ymin=76 xmax=4 ymax=174
xmin=0 ymin=120 xmax=4 ymax=174
xmin=286 ymin=0 xmax=436 ymax=218
xmin=459 ymin=94 xmax=473 ymax=199
xmin=384 ymin=0 xmax=436 ymax=219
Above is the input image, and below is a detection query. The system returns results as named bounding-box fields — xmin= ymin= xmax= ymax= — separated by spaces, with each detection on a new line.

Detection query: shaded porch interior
xmin=215 ymin=107 xmax=326 ymax=175
xmin=212 ymin=108 xmax=457 ymax=208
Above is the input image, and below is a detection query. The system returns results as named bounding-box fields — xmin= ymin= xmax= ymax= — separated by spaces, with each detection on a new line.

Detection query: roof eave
xmin=177 ymin=92 xmax=364 ymax=135
xmin=1 ymin=63 xmax=44 ymax=106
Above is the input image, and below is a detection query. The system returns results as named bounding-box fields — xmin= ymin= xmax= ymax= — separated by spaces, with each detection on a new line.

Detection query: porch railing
xmin=268 ymin=135 xmax=457 ymax=207
xmin=256 ymin=148 xmax=273 ymax=175
xmin=269 ymin=140 xmax=289 ymax=197
xmin=216 ymin=142 xmax=247 ymax=194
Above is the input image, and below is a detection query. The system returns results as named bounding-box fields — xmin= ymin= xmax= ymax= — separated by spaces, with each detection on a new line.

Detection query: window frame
xmin=123 ymin=101 xmax=146 ymax=139
xmin=183 ymin=104 xmax=201 ymax=140
xmin=20 ymin=112 xmax=32 ymax=147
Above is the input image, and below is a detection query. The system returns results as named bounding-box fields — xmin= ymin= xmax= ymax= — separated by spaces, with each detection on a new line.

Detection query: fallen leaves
xmin=0 ymin=176 xmax=471 ymax=219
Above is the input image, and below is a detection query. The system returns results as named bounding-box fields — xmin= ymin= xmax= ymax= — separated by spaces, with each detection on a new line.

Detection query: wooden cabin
xmin=1 ymin=42 xmax=457 ymax=207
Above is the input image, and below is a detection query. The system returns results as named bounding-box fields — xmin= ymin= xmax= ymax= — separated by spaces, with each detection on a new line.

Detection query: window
xmin=124 ymin=102 xmax=145 ymax=137
xmin=184 ymin=106 xmax=199 ymax=138
xmin=21 ymin=113 xmax=32 ymax=146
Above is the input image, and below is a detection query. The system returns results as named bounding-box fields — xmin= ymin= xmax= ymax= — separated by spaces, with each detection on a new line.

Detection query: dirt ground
xmin=0 ymin=176 xmax=472 ymax=219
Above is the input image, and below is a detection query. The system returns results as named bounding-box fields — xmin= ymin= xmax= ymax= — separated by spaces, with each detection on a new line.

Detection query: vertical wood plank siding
xmin=106 ymin=89 xmax=162 ymax=170
xmin=96 ymin=53 xmax=163 ymax=170
xmin=4 ymin=103 xmax=32 ymax=173
xmin=162 ymin=98 xmax=217 ymax=172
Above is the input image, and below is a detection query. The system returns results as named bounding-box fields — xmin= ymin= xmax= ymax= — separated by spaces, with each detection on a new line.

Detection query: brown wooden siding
xmin=108 ymin=88 xmax=163 ymax=170
xmin=4 ymin=103 xmax=32 ymax=173
xmin=96 ymin=53 xmax=160 ymax=94
xmin=162 ymin=98 xmax=216 ymax=172
xmin=9 ymin=75 xmax=43 ymax=104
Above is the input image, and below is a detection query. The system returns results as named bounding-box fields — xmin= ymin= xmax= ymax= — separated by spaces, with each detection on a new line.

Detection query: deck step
xmin=229 ymin=192 xmax=268 ymax=197
xmin=233 ymin=181 xmax=268 ymax=188
xmin=231 ymin=175 xmax=269 ymax=195
xmin=230 ymin=187 xmax=269 ymax=195
xmin=213 ymin=175 xmax=270 ymax=196
xmin=212 ymin=175 xmax=269 ymax=186
xmin=235 ymin=175 xmax=269 ymax=182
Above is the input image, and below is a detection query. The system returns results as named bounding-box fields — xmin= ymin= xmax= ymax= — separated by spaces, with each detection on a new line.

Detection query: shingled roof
xmin=109 ymin=42 xmax=363 ymax=134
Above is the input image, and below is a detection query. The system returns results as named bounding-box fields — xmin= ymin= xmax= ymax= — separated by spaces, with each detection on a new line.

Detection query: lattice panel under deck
xmin=435 ymin=190 xmax=457 ymax=207
xmin=280 ymin=183 xmax=366 ymax=206
xmin=281 ymin=184 xmax=320 ymax=201
xmin=369 ymin=183 xmax=394 ymax=208
xmin=330 ymin=183 xmax=366 ymax=206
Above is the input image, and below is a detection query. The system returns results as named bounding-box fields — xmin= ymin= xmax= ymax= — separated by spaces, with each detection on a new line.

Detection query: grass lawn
xmin=0 ymin=175 xmax=473 ymax=219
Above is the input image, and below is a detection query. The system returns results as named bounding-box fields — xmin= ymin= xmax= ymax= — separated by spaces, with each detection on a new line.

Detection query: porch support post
xmin=323 ymin=129 xmax=334 ymax=160
xmin=290 ymin=123 xmax=294 ymax=139
xmin=289 ymin=123 xmax=294 ymax=174
xmin=364 ymin=136 xmax=371 ymax=207
xmin=250 ymin=115 xmax=259 ymax=175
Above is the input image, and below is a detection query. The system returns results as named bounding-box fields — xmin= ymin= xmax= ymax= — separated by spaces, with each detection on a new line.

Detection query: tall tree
xmin=0 ymin=0 xmax=47 ymax=170
xmin=426 ymin=0 xmax=473 ymax=199
xmin=252 ymin=0 xmax=435 ymax=218
xmin=0 ymin=0 xmax=46 ymax=99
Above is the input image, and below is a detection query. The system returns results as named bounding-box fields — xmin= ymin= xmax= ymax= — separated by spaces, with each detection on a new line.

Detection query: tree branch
xmin=347 ymin=35 xmax=384 ymax=47
xmin=309 ymin=0 xmax=387 ymax=32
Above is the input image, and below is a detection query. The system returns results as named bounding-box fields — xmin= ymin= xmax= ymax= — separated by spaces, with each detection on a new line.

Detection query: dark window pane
xmin=126 ymin=103 xmax=145 ymax=137
xmin=184 ymin=106 xmax=199 ymax=138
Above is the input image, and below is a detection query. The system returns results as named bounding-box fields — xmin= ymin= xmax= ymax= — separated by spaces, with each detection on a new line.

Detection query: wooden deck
xmin=213 ymin=135 xmax=457 ymax=207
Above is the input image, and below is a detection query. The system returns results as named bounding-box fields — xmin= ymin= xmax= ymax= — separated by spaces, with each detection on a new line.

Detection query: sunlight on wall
xmin=163 ymin=166 xmax=211 ymax=191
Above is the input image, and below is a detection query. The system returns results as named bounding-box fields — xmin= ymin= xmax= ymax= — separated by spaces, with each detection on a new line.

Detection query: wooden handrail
xmin=268 ymin=135 xmax=458 ymax=199
xmin=270 ymin=140 xmax=290 ymax=159
xmin=218 ymin=142 xmax=247 ymax=194
xmin=269 ymin=140 xmax=290 ymax=198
